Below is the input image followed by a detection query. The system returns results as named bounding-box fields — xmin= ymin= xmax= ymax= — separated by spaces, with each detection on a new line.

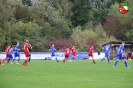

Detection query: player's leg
xmin=12 ymin=54 xmax=16 ymax=64
xmin=16 ymin=53 xmax=20 ymax=64
xmin=92 ymin=56 xmax=96 ymax=64
xmin=7 ymin=54 xmax=11 ymax=63
xmin=62 ymin=55 xmax=68 ymax=63
xmin=0 ymin=59 xmax=4 ymax=65
xmin=113 ymin=55 xmax=120 ymax=67
xmin=9 ymin=54 xmax=13 ymax=64
xmin=101 ymin=53 xmax=106 ymax=61
xmin=123 ymin=58 xmax=130 ymax=68
xmin=23 ymin=51 xmax=29 ymax=66
xmin=90 ymin=53 xmax=95 ymax=63
xmin=52 ymin=53 xmax=59 ymax=62
xmin=7 ymin=57 xmax=10 ymax=63
xmin=62 ymin=56 xmax=66 ymax=63
xmin=0 ymin=59 xmax=2 ymax=65
xmin=72 ymin=55 xmax=76 ymax=61
xmin=106 ymin=54 xmax=110 ymax=63
xmin=62 ymin=58 xmax=66 ymax=62
xmin=23 ymin=57 xmax=28 ymax=66
xmin=3 ymin=53 xmax=8 ymax=62
xmin=55 ymin=56 xmax=59 ymax=62
xmin=28 ymin=53 xmax=31 ymax=62
xmin=107 ymin=57 xmax=110 ymax=63
xmin=101 ymin=58 xmax=105 ymax=61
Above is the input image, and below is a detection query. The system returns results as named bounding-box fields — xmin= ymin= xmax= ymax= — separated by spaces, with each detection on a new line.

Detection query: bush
xmin=45 ymin=39 xmax=75 ymax=52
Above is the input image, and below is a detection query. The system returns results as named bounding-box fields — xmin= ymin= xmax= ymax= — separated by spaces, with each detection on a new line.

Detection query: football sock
xmin=25 ymin=60 xmax=28 ymax=66
xmin=23 ymin=60 xmax=27 ymax=66
xmin=17 ymin=57 xmax=20 ymax=63
xmin=124 ymin=61 xmax=127 ymax=67
xmin=114 ymin=60 xmax=119 ymax=66
xmin=62 ymin=58 xmax=65 ymax=62
xmin=12 ymin=58 xmax=15 ymax=63
xmin=7 ymin=58 xmax=10 ymax=63
xmin=29 ymin=57 xmax=31 ymax=62
xmin=0 ymin=60 xmax=1 ymax=65
xmin=55 ymin=57 xmax=58 ymax=61
xmin=101 ymin=58 xmax=104 ymax=61
xmin=107 ymin=58 xmax=110 ymax=63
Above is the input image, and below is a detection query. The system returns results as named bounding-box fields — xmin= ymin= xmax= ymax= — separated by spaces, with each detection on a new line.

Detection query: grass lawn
xmin=0 ymin=60 xmax=133 ymax=88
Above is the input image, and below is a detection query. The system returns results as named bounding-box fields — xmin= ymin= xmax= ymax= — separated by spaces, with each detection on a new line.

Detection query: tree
xmin=30 ymin=0 xmax=72 ymax=39
xmin=103 ymin=0 xmax=133 ymax=41
xmin=22 ymin=0 xmax=32 ymax=7
xmin=15 ymin=5 xmax=31 ymax=22
xmin=71 ymin=0 xmax=93 ymax=27
xmin=91 ymin=0 xmax=117 ymax=25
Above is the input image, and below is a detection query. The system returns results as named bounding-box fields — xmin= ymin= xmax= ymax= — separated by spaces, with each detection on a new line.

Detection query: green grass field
xmin=0 ymin=60 xmax=133 ymax=88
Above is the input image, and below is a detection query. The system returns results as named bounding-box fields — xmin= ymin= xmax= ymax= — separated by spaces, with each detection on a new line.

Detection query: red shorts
xmin=65 ymin=54 xmax=69 ymax=58
xmin=24 ymin=50 xmax=29 ymax=57
xmin=88 ymin=53 xmax=93 ymax=57
xmin=72 ymin=53 xmax=76 ymax=56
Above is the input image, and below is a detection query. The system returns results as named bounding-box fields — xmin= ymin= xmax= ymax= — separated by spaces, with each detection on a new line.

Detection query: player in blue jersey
xmin=12 ymin=42 xmax=20 ymax=64
xmin=101 ymin=43 xmax=111 ymax=63
xmin=113 ymin=42 xmax=130 ymax=68
xmin=49 ymin=44 xmax=59 ymax=62
xmin=7 ymin=45 xmax=14 ymax=63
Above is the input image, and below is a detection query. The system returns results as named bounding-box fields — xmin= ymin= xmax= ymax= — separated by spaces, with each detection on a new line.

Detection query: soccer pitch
xmin=0 ymin=60 xmax=133 ymax=88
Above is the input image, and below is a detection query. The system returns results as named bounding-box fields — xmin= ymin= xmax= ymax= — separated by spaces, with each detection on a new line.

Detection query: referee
xmin=28 ymin=44 xmax=32 ymax=62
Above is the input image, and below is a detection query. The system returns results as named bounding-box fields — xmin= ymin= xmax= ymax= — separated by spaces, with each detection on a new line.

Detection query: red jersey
xmin=5 ymin=46 xmax=10 ymax=54
xmin=71 ymin=47 xmax=76 ymax=56
xmin=64 ymin=48 xmax=71 ymax=55
xmin=23 ymin=43 xmax=29 ymax=51
xmin=89 ymin=46 xmax=94 ymax=53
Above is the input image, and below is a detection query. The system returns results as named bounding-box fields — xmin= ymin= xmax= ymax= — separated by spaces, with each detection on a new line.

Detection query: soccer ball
xmin=69 ymin=60 xmax=71 ymax=62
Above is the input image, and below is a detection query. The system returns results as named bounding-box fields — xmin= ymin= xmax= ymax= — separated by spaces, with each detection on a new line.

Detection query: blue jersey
xmin=8 ymin=48 xmax=14 ymax=55
xmin=50 ymin=46 xmax=56 ymax=56
xmin=117 ymin=44 xmax=124 ymax=55
xmin=104 ymin=45 xmax=111 ymax=54
xmin=14 ymin=44 xmax=20 ymax=53
xmin=50 ymin=46 xmax=56 ymax=53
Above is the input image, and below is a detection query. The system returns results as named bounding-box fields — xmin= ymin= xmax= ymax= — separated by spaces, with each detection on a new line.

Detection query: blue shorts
xmin=8 ymin=54 xmax=13 ymax=59
xmin=117 ymin=54 xmax=123 ymax=60
xmin=121 ymin=56 xmax=126 ymax=60
xmin=14 ymin=53 xmax=20 ymax=57
xmin=105 ymin=53 xmax=109 ymax=57
xmin=51 ymin=53 xmax=55 ymax=56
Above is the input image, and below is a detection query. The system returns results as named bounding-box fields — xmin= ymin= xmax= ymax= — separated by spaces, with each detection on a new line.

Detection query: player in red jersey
xmin=3 ymin=45 xmax=11 ymax=62
xmin=0 ymin=43 xmax=2 ymax=65
xmin=0 ymin=51 xmax=3 ymax=65
xmin=62 ymin=48 xmax=71 ymax=63
xmin=88 ymin=45 xmax=96 ymax=64
xmin=23 ymin=40 xmax=30 ymax=66
xmin=71 ymin=46 xmax=76 ymax=61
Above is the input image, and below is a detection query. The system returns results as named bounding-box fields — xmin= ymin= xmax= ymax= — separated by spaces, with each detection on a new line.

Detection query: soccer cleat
xmin=113 ymin=66 xmax=116 ymax=68
xmin=62 ymin=60 xmax=65 ymax=63
xmin=126 ymin=66 xmax=131 ymax=68
xmin=57 ymin=60 xmax=60 ymax=62
xmin=11 ymin=62 xmax=13 ymax=64
xmin=16 ymin=63 xmax=20 ymax=65
xmin=93 ymin=62 xmax=96 ymax=64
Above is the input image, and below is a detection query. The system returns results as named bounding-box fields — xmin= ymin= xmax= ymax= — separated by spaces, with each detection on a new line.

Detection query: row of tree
xmin=0 ymin=0 xmax=132 ymax=52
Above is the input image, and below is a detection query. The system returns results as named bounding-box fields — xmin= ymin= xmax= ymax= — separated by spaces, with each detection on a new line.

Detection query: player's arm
xmin=49 ymin=48 xmax=51 ymax=51
xmin=17 ymin=47 xmax=20 ymax=51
